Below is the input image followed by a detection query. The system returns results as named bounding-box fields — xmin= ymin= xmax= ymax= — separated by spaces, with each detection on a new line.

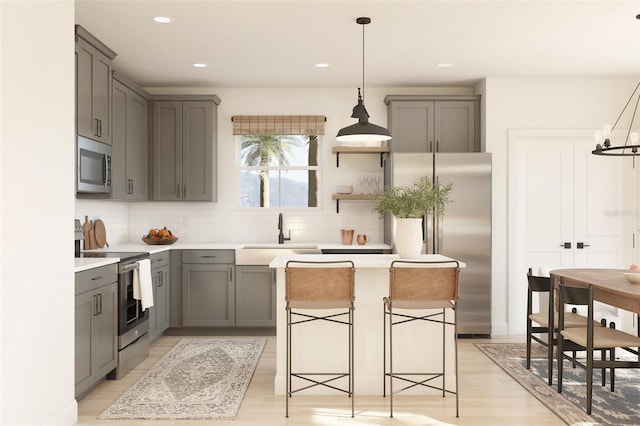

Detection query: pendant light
xmin=336 ymin=17 xmax=392 ymax=144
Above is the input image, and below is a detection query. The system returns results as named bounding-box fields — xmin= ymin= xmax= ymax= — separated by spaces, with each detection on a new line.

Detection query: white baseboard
xmin=44 ymin=399 xmax=77 ymax=426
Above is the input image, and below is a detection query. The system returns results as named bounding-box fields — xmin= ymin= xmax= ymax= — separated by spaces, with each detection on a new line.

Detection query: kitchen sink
xmin=241 ymin=243 xmax=318 ymax=249
xmin=235 ymin=244 xmax=321 ymax=265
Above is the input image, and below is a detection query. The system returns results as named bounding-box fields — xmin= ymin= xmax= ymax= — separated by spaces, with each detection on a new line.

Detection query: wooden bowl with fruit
xmin=142 ymin=227 xmax=178 ymax=245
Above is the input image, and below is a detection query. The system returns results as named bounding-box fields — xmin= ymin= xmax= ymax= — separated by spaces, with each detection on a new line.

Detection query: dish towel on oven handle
xmin=133 ymin=258 xmax=154 ymax=310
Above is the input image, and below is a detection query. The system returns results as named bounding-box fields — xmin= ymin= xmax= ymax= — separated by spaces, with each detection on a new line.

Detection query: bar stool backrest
xmin=389 ymin=260 xmax=460 ymax=308
xmin=285 ymin=260 xmax=355 ymax=309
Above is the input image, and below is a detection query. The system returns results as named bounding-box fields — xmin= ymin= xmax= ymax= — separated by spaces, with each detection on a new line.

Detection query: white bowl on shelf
xmin=624 ymin=271 xmax=640 ymax=284
xmin=336 ymin=185 xmax=353 ymax=194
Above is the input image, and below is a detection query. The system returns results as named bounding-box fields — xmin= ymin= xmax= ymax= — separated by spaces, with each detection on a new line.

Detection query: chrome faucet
xmin=278 ymin=213 xmax=290 ymax=244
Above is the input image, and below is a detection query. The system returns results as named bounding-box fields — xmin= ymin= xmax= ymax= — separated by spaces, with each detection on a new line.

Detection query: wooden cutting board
xmin=83 ymin=216 xmax=92 ymax=249
xmin=94 ymin=219 xmax=108 ymax=248
xmin=88 ymin=220 xmax=97 ymax=249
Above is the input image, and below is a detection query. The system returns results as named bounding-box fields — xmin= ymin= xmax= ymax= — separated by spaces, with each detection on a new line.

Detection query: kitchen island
xmin=269 ymin=253 xmax=465 ymax=395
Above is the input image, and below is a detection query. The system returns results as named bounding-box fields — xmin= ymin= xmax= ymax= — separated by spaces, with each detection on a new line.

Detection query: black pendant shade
xmin=336 ymin=17 xmax=392 ymax=144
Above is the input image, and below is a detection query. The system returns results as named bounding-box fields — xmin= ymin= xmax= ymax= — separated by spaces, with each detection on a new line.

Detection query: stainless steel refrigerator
xmin=384 ymin=152 xmax=492 ymax=336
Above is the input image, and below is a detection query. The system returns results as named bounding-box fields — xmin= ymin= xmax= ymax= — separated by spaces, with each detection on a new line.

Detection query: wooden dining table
xmin=550 ymin=268 xmax=640 ymax=315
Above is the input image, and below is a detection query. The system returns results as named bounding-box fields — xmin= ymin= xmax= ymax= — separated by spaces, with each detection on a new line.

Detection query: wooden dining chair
xmin=526 ymin=268 xmax=590 ymax=385
xmin=557 ymin=279 xmax=640 ymax=415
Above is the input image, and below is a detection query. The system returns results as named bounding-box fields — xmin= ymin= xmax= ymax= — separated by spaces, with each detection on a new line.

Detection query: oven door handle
xmin=119 ymin=262 xmax=140 ymax=274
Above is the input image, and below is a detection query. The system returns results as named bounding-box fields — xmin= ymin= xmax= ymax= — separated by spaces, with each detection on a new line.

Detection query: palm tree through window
xmin=240 ymin=134 xmax=319 ymax=208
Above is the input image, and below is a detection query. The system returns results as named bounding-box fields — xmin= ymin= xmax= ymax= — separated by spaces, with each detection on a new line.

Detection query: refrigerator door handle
xmin=424 ymin=212 xmax=434 ymax=254
xmin=435 ymin=211 xmax=444 ymax=253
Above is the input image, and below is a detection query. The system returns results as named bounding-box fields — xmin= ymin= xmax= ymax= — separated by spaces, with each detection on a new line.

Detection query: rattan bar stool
xmin=383 ymin=259 xmax=460 ymax=418
xmin=285 ymin=260 xmax=356 ymax=418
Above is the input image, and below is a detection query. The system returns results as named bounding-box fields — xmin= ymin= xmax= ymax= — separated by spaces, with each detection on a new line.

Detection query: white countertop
xmin=269 ymin=253 xmax=466 ymax=268
xmin=75 ymin=242 xmax=392 ymax=272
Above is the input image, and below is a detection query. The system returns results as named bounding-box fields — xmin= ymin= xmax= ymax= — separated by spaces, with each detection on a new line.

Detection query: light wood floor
xmin=76 ymin=335 xmax=575 ymax=426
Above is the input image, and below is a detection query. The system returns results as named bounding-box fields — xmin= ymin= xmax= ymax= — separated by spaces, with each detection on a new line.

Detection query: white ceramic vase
xmin=394 ymin=217 xmax=423 ymax=259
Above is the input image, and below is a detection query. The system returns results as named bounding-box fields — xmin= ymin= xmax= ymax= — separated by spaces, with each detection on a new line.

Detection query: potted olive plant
xmin=374 ymin=176 xmax=452 ymax=258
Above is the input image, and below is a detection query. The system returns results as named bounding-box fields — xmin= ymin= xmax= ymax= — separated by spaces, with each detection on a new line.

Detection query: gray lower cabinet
xmin=149 ymin=252 xmax=170 ymax=341
xmin=151 ymin=96 xmax=221 ymax=201
xmin=111 ymin=73 xmax=149 ymax=200
xmin=182 ymin=250 xmax=235 ymax=326
xmin=235 ymin=266 xmax=276 ymax=327
xmin=75 ymin=264 xmax=118 ymax=398
xmin=384 ymin=95 xmax=479 ymax=153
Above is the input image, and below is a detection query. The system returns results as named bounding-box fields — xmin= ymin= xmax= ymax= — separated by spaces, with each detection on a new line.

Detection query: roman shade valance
xmin=232 ymin=115 xmax=326 ymax=136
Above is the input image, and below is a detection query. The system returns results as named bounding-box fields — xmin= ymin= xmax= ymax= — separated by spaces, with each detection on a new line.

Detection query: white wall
xmin=76 ymin=86 xmax=476 ymax=245
xmin=77 ymin=79 xmax=640 ymax=338
xmin=484 ymin=77 xmax=639 ymax=335
xmin=1 ymin=1 xmax=77 ymax=424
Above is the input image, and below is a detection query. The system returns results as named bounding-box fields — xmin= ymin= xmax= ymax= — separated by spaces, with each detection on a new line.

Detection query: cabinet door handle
xmin=435 ymin=140 xmax=439 ymax=152
xmin=96 ymin=293 xmax=102 ymax=315
xmin=176 ymin=184 xmax=181 ymax=199
xmin=577 ymin=242 xmax=591 ymax=249
xmin=201 ymin=255 xmax=216 ymax=259
xmin=93 ymin=295 xmax=98 ymax=316
xmin=128 ymin=179 xmax=133 ymax=194
xmin=183 ymin=184 xmax=187 ymax=199
xmin=560 ymin=242 xmax=571 ymax=249
xmin=95 ymin=118 xmax=100 ymax=137
xmin=229 ymin=266 xmax=233 ymax=282
xmin=429 ymin=140 xmax=433 ymax=152
xmin=157 ymin=271 xmax=164 ymax=287
xmin=91 ymin=275 xmax=103 ymax=281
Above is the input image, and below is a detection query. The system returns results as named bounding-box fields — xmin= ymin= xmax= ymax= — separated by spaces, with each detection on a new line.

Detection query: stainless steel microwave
xmin=77 ymin=136 xmax=112 ymax=194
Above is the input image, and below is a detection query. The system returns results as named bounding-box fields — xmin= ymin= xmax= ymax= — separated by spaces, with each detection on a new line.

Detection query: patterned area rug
xmin=98 ymin=338 xmax=266 ymax=420
xmin=475 ymin=343 xmax=640 ymax=426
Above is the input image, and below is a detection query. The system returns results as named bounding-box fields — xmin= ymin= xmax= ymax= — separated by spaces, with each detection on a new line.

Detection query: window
xmin=233 ymin=115 xmax=325 ymax=208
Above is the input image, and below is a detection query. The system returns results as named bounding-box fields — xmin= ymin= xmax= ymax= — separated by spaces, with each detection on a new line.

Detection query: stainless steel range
xmin=77 ymin=250 xmax=151 ymax=379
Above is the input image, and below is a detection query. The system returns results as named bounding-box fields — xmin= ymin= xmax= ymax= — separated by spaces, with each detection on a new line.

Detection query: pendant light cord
xmin=361 ymin=21 xmax=365 ymax=103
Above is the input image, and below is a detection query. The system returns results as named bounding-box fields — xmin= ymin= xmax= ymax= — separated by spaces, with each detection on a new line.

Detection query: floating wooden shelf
xmin=331 ymin=193 xmax=376 ymax=213
xmin=332 ymin=146 xmax=390 ymax=167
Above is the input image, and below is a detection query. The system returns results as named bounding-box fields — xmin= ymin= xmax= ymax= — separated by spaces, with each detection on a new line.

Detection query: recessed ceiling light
xmin=153 ymin=16 xmax=173 ymax=24
xmin=314 ymin=63 xmax=329 ymax=68
xmin=437 ymin=62 xmax=453 ymax=68
xmin=192 ymin=63 xmax=207 ymax=68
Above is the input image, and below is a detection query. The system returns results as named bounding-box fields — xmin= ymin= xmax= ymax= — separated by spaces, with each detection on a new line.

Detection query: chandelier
xmin=592 ymin=81 xmax=640 ymax=156
xmin=592 ymin=14 xmax=640 ymax=157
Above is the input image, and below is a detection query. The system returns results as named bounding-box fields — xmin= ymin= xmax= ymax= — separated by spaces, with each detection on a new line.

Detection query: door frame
xmin=508 ymin=128 xmax=634 ymax=335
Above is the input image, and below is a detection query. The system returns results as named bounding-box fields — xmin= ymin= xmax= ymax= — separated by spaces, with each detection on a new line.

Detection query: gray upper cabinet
xmin=111 ymin=73 xmax=149 ymax=200
xmin=385 ymin=95 xmax=480 ymax=153
xmin=75 ymin=25 xmax=117 ymax=145
xmin=151 ymin=96 xmax=221 ymax=201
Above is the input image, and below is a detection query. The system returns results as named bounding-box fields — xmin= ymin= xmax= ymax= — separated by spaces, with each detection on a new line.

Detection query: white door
xmin=508 ymin=129 xmax=632 ymax=335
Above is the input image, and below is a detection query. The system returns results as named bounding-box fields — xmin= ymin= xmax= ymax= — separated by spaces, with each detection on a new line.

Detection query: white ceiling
xmin=75 ymin=0 xmax=640 ymax=88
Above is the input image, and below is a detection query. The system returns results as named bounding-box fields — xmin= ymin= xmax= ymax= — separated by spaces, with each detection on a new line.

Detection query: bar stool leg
xmin=389 ymin=305 xmax=394 ymax=418
xmin=383 ymin=303 xmax=387 ymax=397
xmin=454 ymin=306 xmax=459 ymax=418
xmin=350 ymin=307 xmax=354 ymax=418
xmin=286 ymin=307 xmax=290 ymax=418
xmin=441 ymin=308 xmax=446 ymax=398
